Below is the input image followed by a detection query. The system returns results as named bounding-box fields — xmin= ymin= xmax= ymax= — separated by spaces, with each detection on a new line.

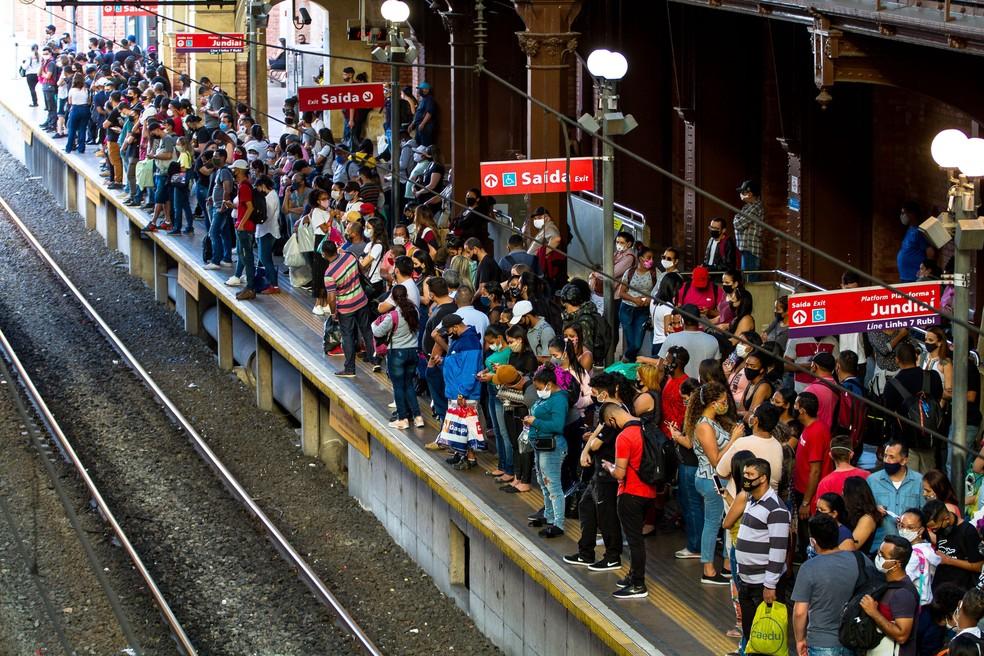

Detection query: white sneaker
xmin=388 ymin=419 xmax=409 ymax=429
xmin=388 ymin=401 xmax=397 ymax=409
xmin=413 ymin=416 xmax=425 ymax=428
xmin=204 ymin=263 xmax=221 ymax=270
xmin=225 ymin=275 xmax=243 ymax=286
xmin=674 ymin=548 xmax=700 ymax=560
xmin=312 ymin=305 xmax=326 ymax=316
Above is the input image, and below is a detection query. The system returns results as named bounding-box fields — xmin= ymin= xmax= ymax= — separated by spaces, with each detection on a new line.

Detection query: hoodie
xmin=443 ymin=326 xmax=483 ymax=400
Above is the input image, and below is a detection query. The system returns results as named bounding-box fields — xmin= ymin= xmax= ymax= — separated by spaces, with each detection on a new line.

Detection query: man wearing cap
xmin=659 ymin=304 xmax=720 ymax=379
xmin=511 ymin=300 xmax=556 ymax=363
xmin=804 ymin=351 xmax=840 ymax=430
xmin=436 ymin=313 xmax=484 ymax=469
xmin=702 ymin=217 xmax=739 ymax=274
xmin=409 ymin=81 xmax=436 ymax=147
xmin=733 ymin=180 xmax=764 ymax=276
xmin=675 ymin=265 xmax=723 ymax=319
xmin=126 ymin=35 xmax=142 ymax=58
xmin=525 ymin=207 xmax=560 ymax=256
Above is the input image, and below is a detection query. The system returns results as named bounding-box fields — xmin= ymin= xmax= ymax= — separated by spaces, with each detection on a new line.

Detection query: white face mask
xmin=392 ymin=236 xmax=406 ymax=246
xmin=247 ymin=153 xmax=258 ymax=162
xmin=661 ymin=258 xmax=674 ymax=270
xmin=533 ymin=218 xmax=545 ymax=230
xmin=536 ymin=389 xmax=551 ymax=400
xmin=736 ymin=345 xmax=750 ymax=358
xmin=363 ymin=228 xmax=372 ymax=239
xmin=331 ymin=190 xmax=342 ymax=200
xmin=898 ymin=528 xmax=920 ymax=542
xmin=615 ymin=243 xmax=626 ymax=253
xmin=874 ymin=554 xmax=896 ymax=573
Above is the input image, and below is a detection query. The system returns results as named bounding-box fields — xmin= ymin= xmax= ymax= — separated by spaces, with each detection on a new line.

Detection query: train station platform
xmin=0 ymin=86 xmax=737 ymax=656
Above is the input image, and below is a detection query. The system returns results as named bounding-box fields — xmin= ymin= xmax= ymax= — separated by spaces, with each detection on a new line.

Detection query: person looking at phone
xmin=868 ymin=440 xmax=924 ymax=549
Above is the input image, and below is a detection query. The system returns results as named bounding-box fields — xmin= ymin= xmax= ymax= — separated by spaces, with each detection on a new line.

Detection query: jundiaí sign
xmin=479 ymin=158 xmax=594 ymax=196
xmin=788 ymin=281 xmax=941 ymax=338
xmin=297 ymin=84 xmax=386 ymax=112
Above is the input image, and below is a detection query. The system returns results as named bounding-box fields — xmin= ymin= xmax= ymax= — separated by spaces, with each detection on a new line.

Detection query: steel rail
xmin=0 ymin=194 xmax=384 ymax=656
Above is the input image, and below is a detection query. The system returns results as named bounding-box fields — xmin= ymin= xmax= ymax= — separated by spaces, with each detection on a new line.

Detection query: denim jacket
xmin=867 ymin=467 xmax=923 ymax=551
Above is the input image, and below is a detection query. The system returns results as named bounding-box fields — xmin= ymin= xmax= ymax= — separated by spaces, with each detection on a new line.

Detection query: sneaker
xmin=335 ymin=370 xmax=356 ymax=378
xmin=235 ymin=288 xmax=256 ymax=301
xmin=388 ymin=419 xmax=410 ymax=429
xmin=260 ymin=286 xmax=281 ymax=295
xmin=588 ymin=558 xmax=622 ymax=572
xmin=452 ymin=458 xmax=477 ymax=471
xmin=424 ymin=441 xmax=443 ymax=451
xmin=612 ymin=585 xmax=648 ymax=600
xmin=413 ymin=416 xmax=425 ymax=428
xmin=700 ymin=573 xmax=731 ymax=586
xmin=220 ymin=260 xmax=234 ymax=268
xmin=167 ymin=229 xmax=181 ymax=235
xmin=182 ymin=229 xmax=194 ymax=235
xmin=225 ymin=276 xmax=243 ymax=286
xmin=204 ymin=263 xmax=222 ymax=270
xmin=388 ymin=401 xmax=397 ymax=409
xmin=446 ymin=453 xmax=463 ymax=465
xmin=615 ymin=575 xmax=633 ymax=588
xmin=538 ymin=526 xmax=563 ymax=538
xmin=312 ymin=305 xmax=326 ymax=316
xmin=372 ymin=363 xmax=382 ymax=373
xmin=674 ymin=548 xmax=701 ymax=560
xmin=327 ymin=346 xmax=343 ymax=356
xmin=563 ymin=553 xmax=594 ymax=567
xmin=527 ymin=509 xmax=545 ymax=522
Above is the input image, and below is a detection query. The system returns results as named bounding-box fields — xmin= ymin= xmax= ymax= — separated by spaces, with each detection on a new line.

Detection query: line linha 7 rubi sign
xmin=788 ymin=281 xmax=941 ymax=338
xmin=174 ymin=33 xmax=245 ymax=54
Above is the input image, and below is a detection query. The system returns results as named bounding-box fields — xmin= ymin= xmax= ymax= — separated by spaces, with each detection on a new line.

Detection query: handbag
xmin=295 ymin=220 xmax=316 ymax=253
xmin=517 ymin=426 xmax=533 ymax=454
xmin=282 ymin=233 xmax=306 ymax=268
xmin=19 ymin=66 xmax=26 ymax=78
xmin=135 ymin=158 xmax=155 ymax=190
xmin=323 ymin=315 xmax=342 ymax=353
xmin=533 ymin=435 xmax=556 ymax=451
xmin=372 ymin=309 xmax=398 ymax=358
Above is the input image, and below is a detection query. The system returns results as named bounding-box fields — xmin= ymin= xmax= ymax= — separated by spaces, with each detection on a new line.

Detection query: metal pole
xmin=951 ymin=247 xmax=971 ymax=499
xmin=600 ymin=80 xmax=616 ymax=364
xmin=247 ymin=0 xmax=257 ymax=116
xmin=389 ymin=22 xmax=401 ymax=224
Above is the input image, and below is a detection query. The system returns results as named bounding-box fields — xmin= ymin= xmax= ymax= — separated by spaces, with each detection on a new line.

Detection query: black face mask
xmin=741 ymin=476 xmax=761 ymax=491
xmin=709 ymin=229 xmax=721 ymax=239
xmin=465 ymin=197 xmax=477 ymax=207
xmin=927 ymin=343 xmax=939 ymax=352
xmin=744 ymin=368 xmax=761 ymax=381
xmin=774 ymin=312 xmax=783 ymax=322
xmin=509 ymin=288 xmax=521 ymax=299
xmin=722 ymin=284 xmax=734 ymax=294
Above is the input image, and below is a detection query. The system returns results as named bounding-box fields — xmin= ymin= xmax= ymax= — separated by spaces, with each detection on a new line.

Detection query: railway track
xmin=0 ymin=194 xmax=383 ymax=655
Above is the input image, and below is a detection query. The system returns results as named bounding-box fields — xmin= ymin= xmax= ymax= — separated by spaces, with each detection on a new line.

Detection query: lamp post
xmin=381 ymin=0 xmax=409 ymax=222
xmin=582 ymin=49 xmax=635 ymax=363
xmin=926 ymin=129 xmax=984 ymax=497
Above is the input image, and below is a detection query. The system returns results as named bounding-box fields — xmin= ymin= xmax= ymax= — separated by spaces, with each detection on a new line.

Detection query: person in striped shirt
xmin=321 ymin=240 xmax=378 ymax=378
xmin=727 ymin=457 xmax=791 ymax=645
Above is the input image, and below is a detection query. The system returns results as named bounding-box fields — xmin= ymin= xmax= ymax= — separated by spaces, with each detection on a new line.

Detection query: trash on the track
xmin=188 ymin=383 xmax=198 ymax=388
xmin=408 ymin=628 xmax=419 ymax=634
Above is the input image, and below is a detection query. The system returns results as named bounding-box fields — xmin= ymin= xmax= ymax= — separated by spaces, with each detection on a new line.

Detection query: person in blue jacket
xmin=897 ymin=201 xmax=928 ymax=283
xmin=524 ymin=364 xmax=570 ymax=538
xmin=440 ymin=314 xmax=485 ymax=470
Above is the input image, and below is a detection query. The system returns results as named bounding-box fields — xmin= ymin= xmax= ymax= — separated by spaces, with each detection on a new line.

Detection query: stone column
xmin=514 ymin=0 xmax=582 ymax=221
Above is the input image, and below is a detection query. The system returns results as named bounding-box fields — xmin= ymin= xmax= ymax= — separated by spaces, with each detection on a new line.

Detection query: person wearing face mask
xmin=282 ymin=174 xmax=308 ymax=226
xmin=803 ymin=351 xmax=839 ymax=430
xmin=723 ymin=330 xmax=761 ymax=406
xmin=588 ymin=231 xmax=637 ymax=315
xmin=525 ymin=207 xmax=561 ymax=256
xmin=703 ymin=217 xmax=740 ymax=274
xmin=435 ymin=314 xmax=486 ymax=470
xmin=897 ymin=201 xmax=929 ymax=283
xmin=522 ymin=364 xmax=570 ymax=539
xmin=950 ymin=588 xmax=984 ymax=640
xmin=860 ymin=536 xmax=919 ymax=655
xmin=726 ymin=458 xmax=790 ymax=644
xmin=790 ymin=512 xmax=869 ymax=656
xmin=792 ymin=392 xmax=833 ymax=537
xmin=815 ymin=434 xmax=870 ymax=501
xmin=510 ymin=300 xmax=556 ymax=364
xmin=717 ymin=403 xmax=784 ymax=500
xmin=463 ymin=237 xmax=502 ymax=288
xmin=923 ymin=499 xmax=983 ymax=594
xmin=869 ymin=440 xmax=925 ymax=548
xmin=896 ymin=508 xmax=940 ymax=607
xmin=616 ymin=247 xmax=658 ymax=362
xmin=761 ymin=295 xmax=790 ymax=354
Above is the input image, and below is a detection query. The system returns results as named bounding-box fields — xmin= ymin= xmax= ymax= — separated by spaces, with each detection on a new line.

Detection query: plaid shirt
xmin=733 ymin=200 xmax=764 ymax=258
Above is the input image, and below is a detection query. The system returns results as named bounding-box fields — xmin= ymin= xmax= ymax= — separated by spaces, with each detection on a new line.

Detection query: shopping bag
xmin=289 ymin=264 xmax=312 ymax=288
xmin=747 ymin=601 xmax=788 ymax=656
xmin=436 ymin=401 xmax=487 ymax=453
xmin=135 ymin=158 xmax=155 ymax=190
xmin=295 ymin=219 xmax=316 ymax=253
xmin=282 ymin=233 xmax=306 ymax=268
xmin=323 ymin=315 xmax=342 ymax=353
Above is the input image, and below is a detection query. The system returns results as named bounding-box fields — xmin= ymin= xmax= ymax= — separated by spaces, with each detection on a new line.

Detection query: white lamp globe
xmin=586 ymin=49 xmax=612 ymax=78
xmin=931 ymin=129 xmax=968 ymax=168
xmin=958 ymin=137 xmax=984 ymax=178
xmin=606 ymin=51 xmax=628 ymax=80
xmin=381 ymin=0 xmax=410 ymax=23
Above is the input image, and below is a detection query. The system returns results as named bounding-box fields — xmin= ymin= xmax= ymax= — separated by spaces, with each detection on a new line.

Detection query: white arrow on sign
xmin=362 ymin=91 xmax=373 ymax=102
xmin=792 ymin=310 xmax=808 ymax=325
xmin=483 ymin=173 xmax=499 ymax=188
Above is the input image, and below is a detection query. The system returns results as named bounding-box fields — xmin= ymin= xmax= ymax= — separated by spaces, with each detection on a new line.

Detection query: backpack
xmin=833 ymin=377 xmax=868 ymax=451
xmin=634 ymin=418 xmax=674 ymax=487
xmin=839 ymin=552 xmax=890 ymax=650
xmin=889 ymin=371 xmax=944 ymax=450
xmin=251 ymin=187 xmax=268 ymax=225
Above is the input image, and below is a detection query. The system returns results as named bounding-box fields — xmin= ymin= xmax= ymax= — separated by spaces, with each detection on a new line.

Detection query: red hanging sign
xmin=103 ymin=3 xmax=158 ymax=16
xmin=479 ymin=158 xmax=594 ymax=196
xmin=788 ymin=281 xmax=942 ymax=337
xmin=297 ymin=84 xmax=387 ymax=112
xmin=174 ymin=33 xmax=245 ymax=54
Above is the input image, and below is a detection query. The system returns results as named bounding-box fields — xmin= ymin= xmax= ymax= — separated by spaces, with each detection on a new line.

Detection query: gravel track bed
xmin=0 ymin=374 xmax=168 ymax=655
xmin=0 ymin=149 xmax=498 ymax=655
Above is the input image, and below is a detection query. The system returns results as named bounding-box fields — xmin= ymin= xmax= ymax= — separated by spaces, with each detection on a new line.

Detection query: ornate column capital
xmin=515 ymin=31 xmax=579 ymax=60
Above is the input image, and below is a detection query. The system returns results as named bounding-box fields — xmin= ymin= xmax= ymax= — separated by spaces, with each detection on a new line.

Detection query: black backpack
xmin=251 ymin=186 xmax=268 ymax=225
xmin=633 ymin=419 xmax=673 ymax=487
xmin=839 ymin=552 xmax=890 ymax=650
xmin=889 ymin=371 xmax=943 ymax=450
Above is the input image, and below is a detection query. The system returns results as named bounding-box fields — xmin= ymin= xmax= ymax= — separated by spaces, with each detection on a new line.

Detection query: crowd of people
xmin=24 ymin=27 xmax=984 ymax=656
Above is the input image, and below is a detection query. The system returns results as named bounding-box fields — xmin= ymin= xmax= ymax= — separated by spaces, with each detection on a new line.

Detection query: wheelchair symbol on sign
xmin=502 ymin=172 xmax=517 ymax=187
xmin=812 ymin=309 xmax=826 ymax=323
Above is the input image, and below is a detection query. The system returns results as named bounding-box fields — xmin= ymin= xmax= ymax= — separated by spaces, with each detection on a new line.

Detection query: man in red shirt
xmin=793 ymin=391 xmax=832 ymax=560
xmin=815 ymin=434 xmax=870 ymax=499
xmin=229 ymin=160 xmax=256 ymax=301
xmin=803 ymin=352 xmax=838 ymax=429
xmin=601 ymin=404 xmax=657 ymax=600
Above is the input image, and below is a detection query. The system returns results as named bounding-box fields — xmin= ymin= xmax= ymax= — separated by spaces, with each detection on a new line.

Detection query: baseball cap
xmin=510 ymin=300 xmax=533 ymax=325
xmin=413 ymin=144 xmax=429 ymax=155
xmin=812 ymin=351 xmax=836 ymax=372
xmin=359 ymin=203 xmax=376 ymax=216
xmin=691 ymin=265 xmax=710 ymax=288
xmin=230 ymin=159 xmax=249 ymax=170
xmin=736 ymin=180 xmax=760 ymax=195
xmin=417 ymin=81 xmax=432 ymax=90
xmin=532 ymin=206 xmax=548 ymax=216
xmin=441 ymin=313 xmax=464 ymax=330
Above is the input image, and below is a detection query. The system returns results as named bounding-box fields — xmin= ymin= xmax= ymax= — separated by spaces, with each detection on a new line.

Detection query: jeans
xmin=257 ymin=234 xmax=278 ymax=287
xmin=209 ymin=208 xmax=232 ymax=265
xmin=65 ymin=106 xmax=90 ymax=153
xmin=677 ymin=463 xmax=704 ymax=553
xmin=488 ymin=394 xmax=513 ymax=475
xmin=171 ymin=185 xmax=192 ymax=232
xmin=426 ymin=365 xmax=447 ymax=421
xmin=808 ymin=648 xmax=855 ymax=656
xmin=235 ymin=230 xmax=255 ymax=287
xmin=26 ymin=74 xmax=38 ymax=105
xmin=617 ymin=493 xmax=653 ymax=587
xmin=741 ymin=251 xmax=760 ymax=274
xmin=387 ymin=347 xmax=421 ymax=419
xmin=153 ymin=173 xmax=169 ymax=205
xmin=42 ymin=85 xmax=57 ymax=126
xmin=338 ymin=306 xmax=376 ymax=373
xmin=618 ymin=303 xmax=649 ymax=361
xmin=695 ymin=475 xmax=724 ymax=565
xmin=576 ymin=480 xmax=622 ymax=562
xmin=535 ymin=437 xmax=568 ymax=528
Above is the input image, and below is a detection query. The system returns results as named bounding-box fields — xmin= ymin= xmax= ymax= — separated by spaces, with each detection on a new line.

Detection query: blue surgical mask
xmin=219 ymin=122 xmax=228 ymax=131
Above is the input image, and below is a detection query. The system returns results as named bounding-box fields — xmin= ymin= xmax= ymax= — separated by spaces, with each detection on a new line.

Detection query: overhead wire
xmin=44 ymin=6 xmax=980 ymax=458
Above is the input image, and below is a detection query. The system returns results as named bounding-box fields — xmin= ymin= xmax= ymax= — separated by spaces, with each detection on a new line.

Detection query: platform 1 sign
xmin=174 ymin=33 xmax=245 ymax=54
xmin=479 ymin=157 xmax=594 ymax=196
xmin=788 ymin=281 xmax=941 ymax=338
xmin=296 ymin=84 xmax=386 ymax=112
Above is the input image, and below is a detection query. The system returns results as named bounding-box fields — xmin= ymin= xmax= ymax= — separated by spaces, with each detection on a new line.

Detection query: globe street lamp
xmin=581 ymin=49 xmax=635 ymax=361
xmin=381 ymin=0 xmax=410 ymax=220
